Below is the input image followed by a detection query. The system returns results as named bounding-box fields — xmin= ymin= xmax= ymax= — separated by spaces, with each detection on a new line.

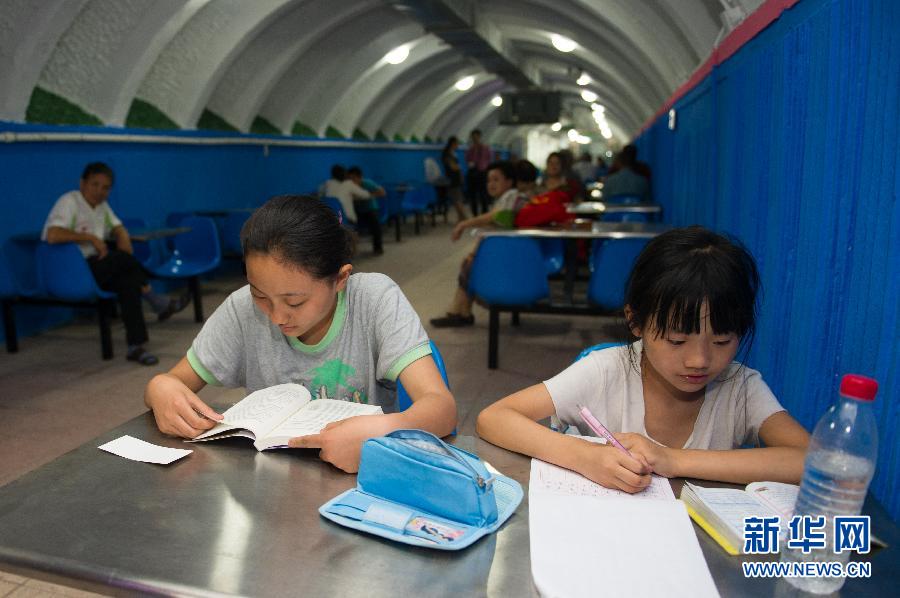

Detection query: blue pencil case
xmin=319 ymin=429 xmax=523 ymax=550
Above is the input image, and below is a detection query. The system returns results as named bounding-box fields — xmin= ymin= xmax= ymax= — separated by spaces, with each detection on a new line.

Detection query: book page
xmin=745 ymin=481 xmax=798 ymax=519
xmin=193 ymin=383 xmax=310 ymax=441
xmin=684 ymin=483 xmax=782 ymax=540
xmin=529 ymin=458 xmax=675 ymax=501
xmin=261 ymin=399 xmax=383 ymax=448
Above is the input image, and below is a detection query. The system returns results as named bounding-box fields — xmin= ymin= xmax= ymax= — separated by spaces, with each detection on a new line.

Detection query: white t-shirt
xmin=319 ymin=179 xmax=371 ymax=222
xmin=41 ymin=190 xmax=122 ymax=258
xmin=544 ymin=342 xmax=786 ymax=449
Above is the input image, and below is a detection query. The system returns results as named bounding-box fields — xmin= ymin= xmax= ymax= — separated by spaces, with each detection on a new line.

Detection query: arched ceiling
xmin=0 ymin=0 xmax=766 ymax=145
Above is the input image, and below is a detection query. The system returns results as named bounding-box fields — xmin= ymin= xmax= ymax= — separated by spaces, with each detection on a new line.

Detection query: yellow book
xmin=680 ymin=481 xmax=799 ymax=555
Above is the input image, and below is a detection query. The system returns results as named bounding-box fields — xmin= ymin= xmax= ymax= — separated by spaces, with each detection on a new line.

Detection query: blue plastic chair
xmin=539 ymin=238 xmax=565 ymax=275
xmin=146 ymin=216 xmax=221 ymax=322
xmin=0 ymin=247 xmax=23 ymax=353
xmin=36 ymin=242 xmax=117 ymax=358
xmin=321 ymin=197 xmax=356 ymax=230
xmin=397 ymin=340 xmax=451 ymax=412
xmin=165 ymin=211 xmax=194 ymax=227
xmin=587 ymin=238 xmax=650 ymax=310
xmin=575 ymin=341 xmax=627 ymax=362
xmin=469 ymin=236 xmax=550 ymax=368
xmin=399 ymin=187 xmax=430 ymax=234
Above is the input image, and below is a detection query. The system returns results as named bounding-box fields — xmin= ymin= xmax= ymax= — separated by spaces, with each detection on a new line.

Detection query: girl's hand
xmin=574 ymin=439 xmax=652 ymax=493
xmin=145 ymin=373 xmax=223 ymax=438
xmin=451 ymin=222 xmax=467 ymax=241
xmin=288 ymin=414 xmax=395 ymax=473
xmin=615 ymin=433 xmax=678 ymax=478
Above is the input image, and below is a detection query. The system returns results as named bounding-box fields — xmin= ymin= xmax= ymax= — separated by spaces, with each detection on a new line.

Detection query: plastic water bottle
xmin=781 ymin=374 xmax=879 ymax=594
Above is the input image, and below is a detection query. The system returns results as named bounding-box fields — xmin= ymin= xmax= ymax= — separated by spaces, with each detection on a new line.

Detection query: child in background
xmin=476 ymin=226 xmax=809 ymax=492
xmin=145 ymin=195 xmax=457 ymax=472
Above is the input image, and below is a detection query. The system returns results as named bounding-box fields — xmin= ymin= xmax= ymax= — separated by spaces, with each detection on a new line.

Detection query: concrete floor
xmin=0 ymin=219 xmax=621 ymax=596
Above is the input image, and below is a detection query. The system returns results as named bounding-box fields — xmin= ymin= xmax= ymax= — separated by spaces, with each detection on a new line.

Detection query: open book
xmin=190 ymin=383 xmax=383 ymax=451
xmin=680 ymin=481 xmax=798 ymax=555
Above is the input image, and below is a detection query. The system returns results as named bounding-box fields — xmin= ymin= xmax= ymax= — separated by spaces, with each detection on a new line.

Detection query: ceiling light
xmin=454 ymin=76 xmax=475 ymax=91
xmin=384 ymin=46 xmax=409 ymax=65
xmin=491 ymin=95 xmax=503 ymax=107
xmin=601 ymin=128 xmax=613 ymax=140
xmin=581 ymin=90 xmax=598 ymax=103
xmin=550 ymin=122 xmax=562 ymax=132
xmin=551 ymin=34 xmax=577 ymax=53
xmin=567 ymin=128 xmax=579 ymax=140
xmin=591 ymin=103 xmax=605 ymax=113
xmin=605 ymin=150 xmax=613 ymax=158
xmin=576 ymin=73 xmax=592 ymax=86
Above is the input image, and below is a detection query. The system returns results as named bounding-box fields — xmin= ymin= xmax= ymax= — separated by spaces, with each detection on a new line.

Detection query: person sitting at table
xmin=541 ymin=152 xmax=582 ymax=200
xmin=318 ymin=164 xmax=369 ymax=223
xmin=603 ymin=145 xmax=652 ymax=202
xmin=429 ymin=160 xmax=536 ymax=328
xmin=346 ymin=165 xmax=385 ymax=256
xmin=42 ymin=162 xmax=190 ymax=366
xmin=144 ymin=195 xmax=457 ymax=472
xmin=476 ymin=226 xmax=810 ymax=492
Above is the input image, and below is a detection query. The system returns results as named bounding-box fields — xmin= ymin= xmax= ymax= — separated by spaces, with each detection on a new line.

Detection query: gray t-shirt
xmin=187 ymin=273 xmax=431 ymax=412
xmin=544 ymin=342 xmax=786 ymax=449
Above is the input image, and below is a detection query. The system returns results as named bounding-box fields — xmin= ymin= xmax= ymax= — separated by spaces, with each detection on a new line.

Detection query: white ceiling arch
xmin=207 ymin=0 xmax=383 ymax=132
xmin=429 ymin=78 xmax=508 ymax=141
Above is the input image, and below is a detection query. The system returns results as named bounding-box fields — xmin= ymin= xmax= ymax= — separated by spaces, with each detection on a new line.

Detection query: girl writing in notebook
xmin=145 ymin=195 xmax=457 ymax=472
xmin=476 ymin=226 xmax=809 ymax=492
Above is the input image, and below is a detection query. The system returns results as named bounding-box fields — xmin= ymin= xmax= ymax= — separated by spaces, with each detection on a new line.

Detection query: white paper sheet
xmin=98 ymin=435 xmax=192 ymax=465
xmin=529 ymin=493 xmax=720 ymax=598
xmin=529 ymin=458 xmax=675 ymax=501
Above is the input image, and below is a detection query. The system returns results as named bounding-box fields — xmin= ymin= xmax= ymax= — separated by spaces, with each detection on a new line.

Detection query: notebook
xmin=529 ymin=458 xmax=719 ymax=598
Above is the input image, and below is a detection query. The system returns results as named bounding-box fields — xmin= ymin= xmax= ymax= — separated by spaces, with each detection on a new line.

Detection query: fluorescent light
xmin=491 ymin=95 xmax=503 ymax=107
xmin=384 ymin=46 xmax=409 ymax=65
xmin=576 ymin=72 xmax=592 ymax=86
xmin=591 ymin=103 xmax=605 ymax=113
xmin=454 ymin=76 xmax=475 ymax=91
xmin=551 ymin=34 xmax=577 ymax=53
xmin=567 ymin=128 xmax=579 ymax=141
xmin=601 ymin=128 xmax=613 ymax=140
xmin=576 ymin=134 xmax=592 ymax=144
xmin=581 ymin=90 xmax=598 ymax=103
xmin=550 ymin=122 xmax=562 ymax=132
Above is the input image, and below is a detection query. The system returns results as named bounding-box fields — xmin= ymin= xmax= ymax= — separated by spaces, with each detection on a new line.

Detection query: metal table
xmin=566 ymin=201 xmax=662 ymax=218
xmin=0 ymin=413 xmax=896 ymax=597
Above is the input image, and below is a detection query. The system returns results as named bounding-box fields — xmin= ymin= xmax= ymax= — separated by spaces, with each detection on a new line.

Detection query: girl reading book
xmin=476 ymin=226 xmax=809 ymax=492
xmin=145 ymin=195 xmax=457 ymax=472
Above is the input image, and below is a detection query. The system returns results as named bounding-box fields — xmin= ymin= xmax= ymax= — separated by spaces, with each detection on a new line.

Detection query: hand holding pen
xmin=577 ymin=404 xmax=652 ymax=475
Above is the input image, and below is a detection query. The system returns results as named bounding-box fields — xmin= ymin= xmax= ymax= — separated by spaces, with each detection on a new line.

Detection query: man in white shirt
xmin=42 ymin=162 xmax=188 ymax=365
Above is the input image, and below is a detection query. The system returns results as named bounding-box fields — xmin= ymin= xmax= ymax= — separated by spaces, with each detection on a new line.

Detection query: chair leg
xmin=190 ymin=276 xmax=203 ymax=322
xmin=488 ymin=306 xmax=500 ymax=369
xmin=431 ymin=209 xmax=436 ymax=227
xmin=511 ymin=311 xmax=520 ymax=326
xmin=394 ymin=216 xmax=402 ymax=242
xmin=98 ymin=300 xmax=113 ymax=360
xmin=414 ymin=214 xmax=421 ymax=235
xmin=2 ymin=299 xmax=18 ymax=353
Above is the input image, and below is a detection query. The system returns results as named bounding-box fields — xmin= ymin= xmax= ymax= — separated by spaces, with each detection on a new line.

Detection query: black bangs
xmin=626 ymin=226 xmax=760 ymax=344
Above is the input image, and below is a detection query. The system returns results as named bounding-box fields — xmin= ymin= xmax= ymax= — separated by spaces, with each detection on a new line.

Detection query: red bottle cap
xmin=840 ymin=374 xmax=878 ymax=401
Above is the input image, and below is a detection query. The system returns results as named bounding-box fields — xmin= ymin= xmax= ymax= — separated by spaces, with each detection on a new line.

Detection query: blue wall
xmin=0 ymin=123 xmax=443 ymax=336
xmin=637 ymin=0 xmax=899 ymax=519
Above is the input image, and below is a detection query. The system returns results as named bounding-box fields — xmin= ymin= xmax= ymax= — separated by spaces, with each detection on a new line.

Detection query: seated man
xmin=319 ymin=164 xmax=369 ymax=223
xmin=429 ymin=160 xmax=537 ymax=328
xmin=42 ymin=162 xmax=189 ymax=365
xmin=347 ymin=166 xmax=385 ymax=255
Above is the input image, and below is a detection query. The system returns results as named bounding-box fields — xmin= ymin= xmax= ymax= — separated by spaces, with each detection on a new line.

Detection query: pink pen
xmin=576 ymin=404 xmax=636 ymax=460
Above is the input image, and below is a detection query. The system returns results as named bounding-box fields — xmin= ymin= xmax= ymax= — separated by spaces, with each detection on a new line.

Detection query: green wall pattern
xmin=25 ymin=87 xmax=102 ymax=126
xmin=125 ymin=99 xmax=180 ymax=130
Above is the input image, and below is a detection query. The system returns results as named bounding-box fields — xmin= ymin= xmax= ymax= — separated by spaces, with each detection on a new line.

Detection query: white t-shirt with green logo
xmin=187 ymin=273 xmax=431 ymax=412
xmin=41 ymin=190 xmax=122 ymax=258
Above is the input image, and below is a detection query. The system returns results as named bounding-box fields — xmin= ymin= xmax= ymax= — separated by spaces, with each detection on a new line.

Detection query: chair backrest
xmin=397 ymin=340 xmax=450 ymax=412
xmin=223 ymin=211 xmax=251 ymax=255
xmin=119 ymin=217 xmax=146 ymax=230
xmin=469 ymin=236 xmax=550 ymax=305
xmin=575 ymin=342 xmax=627 ymax=362
xmin=36 ymin=242 xmax=113 ymax=301
xmin=174 ymin=217 xmax=221 ymax=265
xmin=321 ymin=197 xmax=348 ymax=221
xmin=166 ymin=211 xmax=194 ymax=227
xmin=586 ymin=238 xmax=649 ymax=310
xmin=538 ymin=238 xmax=565 ymax=275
